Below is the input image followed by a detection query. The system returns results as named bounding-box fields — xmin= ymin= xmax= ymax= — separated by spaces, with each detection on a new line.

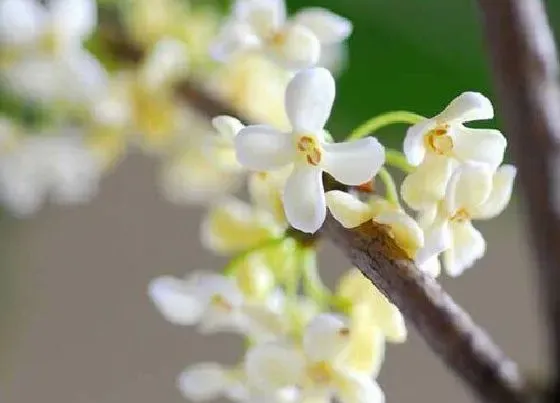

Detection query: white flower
xmin=0 ymin=0 xmax=107 ymax=104
xmin=0 ymin=132 xmax=103 ymax=216
xmin=148 ymin=271 xmax=247 ymax=333
xmin=160 ymin=114 xmax=245 ymax=204
xmin=178 ymin=363 xmax=244 ymax=402
xmin=417 ymin=163 xmax=517 ymax=276
xmin=234 ymin=68 xmax=385 ymax=233
xmin=140 ymin=38 xmax=189 ymax=90
xmin=211 ymin=0 xmax=352 ymax=69
xmin=403 ymin=92 xmax=506 ymax=168
xmin=245 ymin=313 xmax=384 ymax=403
xmin=401 ymin=92 xmax=507 ymax=210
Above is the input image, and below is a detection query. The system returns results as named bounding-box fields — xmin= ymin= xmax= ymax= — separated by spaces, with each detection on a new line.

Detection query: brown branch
xmin=99 ymin=16 xmax=530 ymax=403
xmin=475 ymin=0 xmax=560 ymax=398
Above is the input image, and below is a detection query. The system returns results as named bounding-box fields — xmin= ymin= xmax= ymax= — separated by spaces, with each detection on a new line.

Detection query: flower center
xmin=296 ymin=135 xmax=322 ymax=166
xmin=425 ymin=124 xmax=453 ymax=155
xmin=269 ymin=31 xmax=286 ymax=47
xmin=210 ymin=294 xmax=233 ymax=311
xmin=450 ymin=208 xmax=470 ymax=223
xmin=307 ymin=361 xmax=334 ymax=385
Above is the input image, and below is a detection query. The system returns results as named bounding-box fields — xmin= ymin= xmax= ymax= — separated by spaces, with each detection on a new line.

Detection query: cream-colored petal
xmin=200 ymin=198 xmax=281 ymax=254
xmin=415 ymin=217 xmax=452 ymax=266
xmin=268 ymin=23 xmax=320 ymax=69
xmin=445 ymin=163 xmax=493 ymax=214
xmin=336 ymin=372 xmax=385 ymax=403
xmin=0 ymin=0 xmax=45 ymax=46
xmin=452 ymin=127 xmax=507 ymax=168
xmin=322 ymin=137 xmax=385 ymax=186
xmin=400 ymin=155 xmax=455 ymax=210
xmin=375 ymin=210 xmax=424 ymax=258
xmin=303 ymin=313 xmax=351 ymax=362
xmin=235 ymin=0 xmax=286 ymax=38
xmin=51 ymin=0 xmax=97 ymax=42
xmin=235 ymin=125 xmax=294 ymax=171
xmin=294 ymin=8 xmax=352 ymax=44
xmin=436 ymin=92 xmax=494 ymax=123
xmin=245 ymin=343 xmax=306 ymax=391
xmin=403 ymin=118 xmax=434 ymax=166
xmin=177 ymin=363 xmax=228 ymax=402
xmin=325 ymin=190 xmax=374 ymax=228
xmin=141 ymin=38 xmax=189 ymax=90
xmin=147 ymin=276 xmax=203 ymax=325
xmin=283 ymin=165 xmax=326 ymax=233
xmin=471 ymin=165 xmax=517 ymax=220
xmin=285 ymin=67 xmax=335 ymax=132
xmin=443 ymin=221 xmax=486 ymax=277
xmin=418 ymin=256 xmax=441 ymax=278
xmin=248 ymin=168 xmax=290 ymax=224
xmin=212 ymin=115 xmax=245 ymax=141
xmin=210 ymin=21 xmax=261 ymax=62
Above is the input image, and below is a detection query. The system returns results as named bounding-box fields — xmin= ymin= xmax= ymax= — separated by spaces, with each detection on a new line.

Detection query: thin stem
xmin=300 ymin=246 xmax=330 ymax=307
xmin=378 ymin=167 xmax=400 ymax=206
xmin=223 ymin=236 xmax=286 ymax=276
xmin=385 ymin=149 xmax=414 ymax=173
xmin=346 ymin=111 xmax=425 ymax=141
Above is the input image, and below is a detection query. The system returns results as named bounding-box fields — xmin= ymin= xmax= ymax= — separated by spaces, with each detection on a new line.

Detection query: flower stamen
xmin=296 ymin=135 xmax=322 ymax=166
xmin=425 ymin=124 xmax=453 ymax=155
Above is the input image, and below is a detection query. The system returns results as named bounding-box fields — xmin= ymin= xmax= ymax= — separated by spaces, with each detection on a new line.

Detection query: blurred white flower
xmin=417 ymin=163 xmax=517 ymax=276
xmin=0 ymin=0 xmax=108 ymax=104
xmin=211 ymin=0 xmax=352 ymax=69
xmin=245 ymin=313 xmax=385 ymax=403
xmin=0 ymin=127 xmax=103 ymax=216
xmin=234 ymin=67 xmax=385 ymax=233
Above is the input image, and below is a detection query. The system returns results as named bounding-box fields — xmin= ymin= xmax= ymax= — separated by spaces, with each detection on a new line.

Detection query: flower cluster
xmin=0 ymin=0 xmax=516 ymax=402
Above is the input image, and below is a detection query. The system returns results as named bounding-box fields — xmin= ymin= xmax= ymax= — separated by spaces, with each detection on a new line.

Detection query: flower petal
xmin=235 ymin=0 xmax=286 ymax=38
xmin=294 ymin=7 xmax=352 ymax=44
xmin=235 ymin=125 xmax=294 ymax=171
xmin=210 ymin=21 xmax=261 ymax=62
xmin=303 ymin=313 xmax=350 ymax=362
xmin=400 ymin=155 xmax=455 ymax=210
xmin=51 ymin=0 xmax=97 ymax=43
xmin=245 ymin=343 xmax=306 ymax=391
xmin=471 ymin=165 xmax=517 ymax=220
xmin=282 ymin=165 xmax=326 ymax=233
xmin=322 ymin=137 xmax=385 ymax=185
xmin=445 ymin=163 xmax=493 ymax=214
xmin=269 ymin=23 xmax=320 ymax=69
xmin=452 ymin=127 xmax=507 ymax=168
xmin=403 ymin=118 xmax=434 ymax=166
xmin=415 ymin=218 xmax=452 ymax=266
xmin=285 ymin=67 xmax=335 ymax=132
xmin=336 ymin=372 xmax=385 ymax=403
xmin=212 ymin=115 xmax=245 ymax=141
xmin=0 ymin=0 xmax=45 ymax=46
xmin=375 ymin=210 xmax=424 ymax=258
xmin=325 ymin=190 xmax=373 ymax=228
xmin=436 ymin=92 xmax=494 ymax=124
xmin=177 ymin=363 xmax=228 ymax=402
xmin=201 ymin=197 xmax=282 ymax=254
xmin=443 ymin=221 xmax=486 ymax=277
xmin=147 ymin=276 xmax=203 ymax=325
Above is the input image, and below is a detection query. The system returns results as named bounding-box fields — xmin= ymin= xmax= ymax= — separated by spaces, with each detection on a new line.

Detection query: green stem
xmin=385 ymin=149 xmax=414 ymax=173
xmin=378 ymin=167 xmax=400 ymax=206
xmin=300 ymin=246 xmax=330 ymax=307
xmin=223 ymin=236 xmax=286 ymax=276
xmin=346 ymin=111 xmax=425 ymax=141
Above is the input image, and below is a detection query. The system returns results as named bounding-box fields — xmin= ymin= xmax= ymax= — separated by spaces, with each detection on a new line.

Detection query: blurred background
xmin=1 ymin=0 xmax=559 ymax=402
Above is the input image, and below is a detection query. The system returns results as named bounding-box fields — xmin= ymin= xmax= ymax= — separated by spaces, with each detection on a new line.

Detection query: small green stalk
xmin=346 ymin=111 xmax=425 ymax=141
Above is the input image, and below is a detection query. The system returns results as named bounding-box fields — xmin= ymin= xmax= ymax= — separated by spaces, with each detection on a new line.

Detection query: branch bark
xmin=475 ymin=1 xmax=560 ymax=398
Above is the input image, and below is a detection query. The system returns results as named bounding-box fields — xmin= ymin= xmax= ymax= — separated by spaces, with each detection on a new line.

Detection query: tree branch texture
xmin=476 ymin=1 xmax=560 ymax=398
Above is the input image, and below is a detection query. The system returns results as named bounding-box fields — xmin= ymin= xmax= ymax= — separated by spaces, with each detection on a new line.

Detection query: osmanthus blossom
xmin=416 ymin=163 xmax=517 ymax=277
xmin=0 ymin=0 xmax=107 ymax=104
xmin=161 ymin=114 xmax=245 ymax=204
xmin=0 ymin=122 xmax=103 ymax=217
xmin=245 ymin=314 xmax=385 ymax=403
xmin=211 ymin=0 xmax=352 ymax=70
xmin=401 ymin=92 xmax=507 ymax=210
xmin=234 ymin=67 xmax=385 ymax=233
